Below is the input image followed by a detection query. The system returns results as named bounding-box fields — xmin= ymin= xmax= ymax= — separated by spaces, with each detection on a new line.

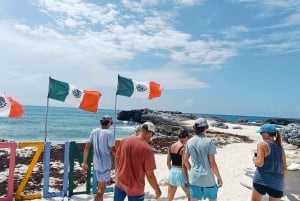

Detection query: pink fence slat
xmin=0 ymin=142 xmax=17 ymax=201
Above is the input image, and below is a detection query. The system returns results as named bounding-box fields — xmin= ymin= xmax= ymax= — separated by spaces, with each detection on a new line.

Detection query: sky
xmin=1 ymin=0 xmax=300 ymax=119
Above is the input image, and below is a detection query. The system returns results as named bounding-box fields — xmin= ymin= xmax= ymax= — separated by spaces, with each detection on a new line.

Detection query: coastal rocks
xmin=282 ymin=124 xmax=300 ymax=146
xmin=232 ymin=126 xmax=243 ymax=129
xmin=118 ymin=108 xmax=196 ymax=136
xmin=210 ymin=121 xmax=229 ymax=129
xmin=254 ymin=118 xmax=300 ymax=147
xmin=258 ymin=118 xmax=300 ymax=126
xmin=0 ymin=138 xmax=8 ymax=142
xmin=118 ymin=109 xmax=254 ymax=148
xmin=118 ymin=109 xmax=300 ymax=147
xmin=238 ymin=118 xmax=248 ymax=124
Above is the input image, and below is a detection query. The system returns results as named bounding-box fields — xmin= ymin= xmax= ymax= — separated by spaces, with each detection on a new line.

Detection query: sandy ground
xmin=2 ymin=120 xmax=300 ymax=201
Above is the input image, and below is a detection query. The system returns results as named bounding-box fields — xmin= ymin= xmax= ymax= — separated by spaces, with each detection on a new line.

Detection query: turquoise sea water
xmin=0 ymin=105 xmax=274 ymax=142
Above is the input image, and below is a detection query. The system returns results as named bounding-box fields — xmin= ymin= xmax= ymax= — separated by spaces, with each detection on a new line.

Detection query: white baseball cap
xmin=141 ymin=122 xmax=155 ymax=134
xmin=194 ymin=117 xmax=208 ymax=128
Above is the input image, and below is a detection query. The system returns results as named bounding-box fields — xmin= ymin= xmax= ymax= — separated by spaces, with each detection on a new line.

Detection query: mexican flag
xmin=0 ymin=91 xmax=24 ymax=118
xmin=48 ymin=77 xmax=101 ymax=113
xmin=116 ymin=74 xmax=162 ymax=99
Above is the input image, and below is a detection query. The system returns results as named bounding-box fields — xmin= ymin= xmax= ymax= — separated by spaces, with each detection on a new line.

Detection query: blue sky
xmin=1 ymin=0 xmax=300 ymax=118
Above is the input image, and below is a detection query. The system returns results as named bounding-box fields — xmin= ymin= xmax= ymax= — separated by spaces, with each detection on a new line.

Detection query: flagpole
xmin=44 ymin=77 xmax=51 ymax=143
xmin=114 ymin=94 xmax=118 ymax=138
xmin=44 ymin=98 xmax=49 ymax=143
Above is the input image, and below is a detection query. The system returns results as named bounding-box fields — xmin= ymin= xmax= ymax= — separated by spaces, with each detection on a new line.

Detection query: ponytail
xmin=274 ymin=129 xmax=282 ymax=147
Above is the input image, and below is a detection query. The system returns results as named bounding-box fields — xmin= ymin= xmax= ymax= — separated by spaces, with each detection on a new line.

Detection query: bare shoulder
xmin=257 ymin=141 xmax=268 ymax=148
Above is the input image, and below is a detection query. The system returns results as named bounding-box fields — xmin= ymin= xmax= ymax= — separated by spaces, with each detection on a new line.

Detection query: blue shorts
xmin=190 ymin=184 xmax=218 ymax=200
xmin=253 ymin=183 xmax=283 ymax=198
xmin=114 ymin=185 xmax=144 ymax=201
xmin=168 ymin=167 xmax=186 ymax=187
xmin=95 ymin=169 xmax=111 ymax=182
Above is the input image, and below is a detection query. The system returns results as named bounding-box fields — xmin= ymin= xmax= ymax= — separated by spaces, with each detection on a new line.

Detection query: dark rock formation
xmin=255 ymin=118 xmax=300 ymax=146
xmin=282 ymin=124 xmax=300 ymax=146
xmin=257 ymin=118 xmax=300 ymax=126
xmin=118 ymin=109 xmax=300 ymax=147
xmin=210 ymin=121 xmax=229 ymax=129
xmin=238 ymin=118 xmax=248 ymax=124
xmin=118 ymin=108 xmax=196 ymax=136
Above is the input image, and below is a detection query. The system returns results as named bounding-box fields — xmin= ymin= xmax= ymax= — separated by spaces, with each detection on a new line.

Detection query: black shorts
xmin=253 ymin=183 xmax=283 ymax=198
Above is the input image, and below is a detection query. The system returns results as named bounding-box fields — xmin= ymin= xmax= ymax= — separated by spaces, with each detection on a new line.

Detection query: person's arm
xmin=282 ymin=149 xmax=288 ymax=177
xmin=145 ymin=170 xmax=162 ymax=199
xmin=183 ymin=153 xmax=191 ymax=171
xmin=253 ymin=142 xmax=267 ymax=167
xmin=181 ymin=148 xmax=189 ymax=185
xmin=209 ymin=154 xmax=222 ymax=187
xmin=110 ymin=146 xmax=116 ymax=156
xmin=114 ymin=142 xmax=122 ymax=179
xmin=167 ymin=147 xmax=171 ymax=169
xmin=81 ymin=142 xmax=92 ymax=171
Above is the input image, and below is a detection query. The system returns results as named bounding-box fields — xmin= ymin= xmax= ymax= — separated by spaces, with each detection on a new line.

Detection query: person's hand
xmin=217 ymin=178 xmax=223 ymax=187
xmin=154 ymin=189 xmax=162 ymax=199
xmin=252 ymin=157 xmax=258 ymax=166
xmin=81 ymin=161 xmax=89 ymax=171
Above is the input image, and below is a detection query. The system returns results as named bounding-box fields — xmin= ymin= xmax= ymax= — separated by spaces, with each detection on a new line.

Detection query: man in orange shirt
xmin=114 ymin=122 xmax=161 ymax=201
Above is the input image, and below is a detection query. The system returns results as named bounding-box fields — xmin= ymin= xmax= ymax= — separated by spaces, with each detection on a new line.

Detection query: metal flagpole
xmin=44 ymin=76 xmax=51 ymax=143
xmin=114 ymin=94 xmax=118 ymax=138
xmin=44 ymin=98 xmax=49 ymax=143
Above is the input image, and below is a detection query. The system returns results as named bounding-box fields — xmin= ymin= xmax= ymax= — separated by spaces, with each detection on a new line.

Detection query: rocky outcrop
xmin=255 ymin=118 xmax=300 ymax=146
xmin=117 ymin=109 xmax=254 ymax=146
xmin=210 ymin=121 xmax=229 ymax=129
xmin=118 ymin=109 xmax=300 ymax=147
xmin=238 ymin=118 xmax=248 ymax=124
xmin=282 ymin=124 xmax=300 ymax=146
xmin=258 ymin=118 xmax=300 ymax=126
xmin=118 ymin=108 xmax=196 ymax=136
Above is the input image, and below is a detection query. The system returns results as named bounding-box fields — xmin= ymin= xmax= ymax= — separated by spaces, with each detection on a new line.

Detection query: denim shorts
xmin=168 ymin=167 xmax=186 ymax=187
xmin=190 ymin=184 xmax=218 ymax=200
xmin=253 ymin=183 xmax=283 ymax=198
xmin=114 ymin=185 xmax=144 ymax=201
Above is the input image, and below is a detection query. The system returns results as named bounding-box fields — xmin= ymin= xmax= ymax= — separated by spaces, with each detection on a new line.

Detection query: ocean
xmin=0 ymin=105 xmax=274 ymax=142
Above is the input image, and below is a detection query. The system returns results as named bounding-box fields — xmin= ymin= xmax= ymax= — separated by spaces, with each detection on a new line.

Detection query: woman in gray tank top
xmin=251 ymin=124 xmax=288 ymax=201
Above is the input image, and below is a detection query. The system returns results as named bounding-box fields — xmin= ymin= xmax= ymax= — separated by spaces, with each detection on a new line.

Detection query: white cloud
xmin=38 ymin=0 xmax=119 ymax=28
xmin=121 ymin=0 xmax=145 ymax=12
xmin=286 ymin=13 xmax=300 ymax=25
xmin=221 ymin=26 xmax=249 ymax=38
xmin=232 ymin=0 xmax=300 ymax=9
xmin=260 ymin=0 xmax=300 ymax=9
xmin=174 ymin=0 xmax=204 ymax=6
xmin=170 ymin=40 xmax=237 ymax=66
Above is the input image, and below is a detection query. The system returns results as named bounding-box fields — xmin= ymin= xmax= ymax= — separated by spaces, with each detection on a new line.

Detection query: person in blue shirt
xmin=183 ymin=117 xmax=222 ymax=201
xmin=252 ymin=124 xmax=287 ymax=201
xmin=82 ymin=115 xmax=116 ymax=201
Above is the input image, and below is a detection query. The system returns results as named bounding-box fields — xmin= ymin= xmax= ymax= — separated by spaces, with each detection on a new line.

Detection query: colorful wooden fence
xmin=0 ymin=140 xmax=118 ymax=201
xmin=0 ymin=142 xmax=16 ymax=201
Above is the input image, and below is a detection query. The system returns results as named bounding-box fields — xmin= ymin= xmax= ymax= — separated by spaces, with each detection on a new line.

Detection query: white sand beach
xmin=2 ymin=120 xmax=300 ymax=201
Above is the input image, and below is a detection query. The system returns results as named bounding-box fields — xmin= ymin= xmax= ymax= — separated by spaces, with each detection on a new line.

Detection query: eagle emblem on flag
xmin=136 ymin=84 xmax=148 ymax=92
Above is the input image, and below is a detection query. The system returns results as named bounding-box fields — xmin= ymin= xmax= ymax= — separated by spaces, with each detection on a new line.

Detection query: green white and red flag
xmin=116 ymin=74 xmax=163 ymax=100
xmin=0 ymin=91 xmax=24 ymax=118
xmin=47 ymin=77 xmax=101 ymax=113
